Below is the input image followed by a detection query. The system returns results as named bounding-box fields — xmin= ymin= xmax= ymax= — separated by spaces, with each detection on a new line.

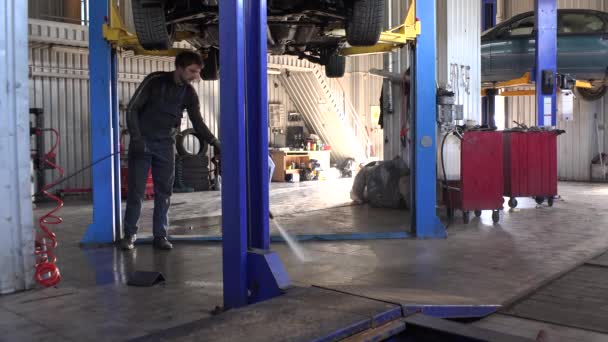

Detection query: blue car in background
xmin=482 ymin=9 xmax=608 ymax=97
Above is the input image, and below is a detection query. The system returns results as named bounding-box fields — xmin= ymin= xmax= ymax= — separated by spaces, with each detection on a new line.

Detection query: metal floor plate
xmin=502 ymin=264 xmax=608 ymax=334
xmin=128 ymin=286 xmax=401 ymax=342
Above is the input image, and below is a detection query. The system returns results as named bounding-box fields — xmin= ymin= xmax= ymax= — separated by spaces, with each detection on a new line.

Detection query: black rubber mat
xmin=502 ymin=264 xmax=608 ymax=334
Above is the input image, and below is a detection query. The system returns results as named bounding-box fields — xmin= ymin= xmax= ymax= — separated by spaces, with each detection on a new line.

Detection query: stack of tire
xmin=174 ymin=129 xmax=210 ymax=192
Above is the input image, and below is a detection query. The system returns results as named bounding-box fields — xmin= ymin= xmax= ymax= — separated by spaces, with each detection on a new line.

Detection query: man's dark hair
xmin=175 ymin=51 xmax=203 ymax=68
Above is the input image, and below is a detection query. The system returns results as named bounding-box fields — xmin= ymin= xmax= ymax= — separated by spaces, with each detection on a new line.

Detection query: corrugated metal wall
xmin=383 ymin=0 xmax=413 ymax=161
xmin=268 ymin=74 xmax=296 ymax=114
xmin=437 ymin=0 xmax=482 ymax=123
xmin=341 ymin=70 xmax=385 ymax=159
xmin=503 ymin=0 xmax=608 ymax=181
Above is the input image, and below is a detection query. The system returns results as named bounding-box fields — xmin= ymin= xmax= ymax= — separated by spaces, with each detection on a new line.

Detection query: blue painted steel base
xmin=313 ymin=306 xmax=403 ymax=342
xmin=134 ymin=231 xmax=411 ymax=244
xmin=247 ymin=249 xmax=290 ymax=304
xmin=402 ymin=305 xmax=500 ymax=319
xmin=82 ymin=0 xmax=119 ymax=244
xmin=316 ymin=304 xmax=500 ymax=341
xmin=412 ymin=0 xmax=446 ymax=239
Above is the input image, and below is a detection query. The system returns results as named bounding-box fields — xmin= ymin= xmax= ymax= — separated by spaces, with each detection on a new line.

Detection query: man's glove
xmin=129 ymin=138 xmax=146 ymax=159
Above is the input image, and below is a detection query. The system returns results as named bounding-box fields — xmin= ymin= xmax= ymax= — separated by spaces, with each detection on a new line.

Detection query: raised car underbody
xmin=166 ymin=0 xmax=350 ymax=64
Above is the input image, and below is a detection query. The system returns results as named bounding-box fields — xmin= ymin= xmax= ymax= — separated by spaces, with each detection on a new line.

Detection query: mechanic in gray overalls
xmin=120 ymin=51 xmax=220 ymax=250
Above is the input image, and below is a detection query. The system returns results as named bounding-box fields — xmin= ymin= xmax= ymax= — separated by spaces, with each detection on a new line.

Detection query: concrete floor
xmin=1 ymin=181 xmax=608 ymax=341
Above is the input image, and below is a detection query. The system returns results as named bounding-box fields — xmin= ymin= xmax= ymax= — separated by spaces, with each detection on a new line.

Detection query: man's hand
xmin=129 ymin=138 xmax=146 ymax=159
xmin=212 ymin=142 xmax=221 ymax=160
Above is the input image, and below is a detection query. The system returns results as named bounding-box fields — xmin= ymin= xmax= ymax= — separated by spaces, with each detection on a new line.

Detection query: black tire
xmin=463 ymin=211 xmax=470 ymax=224
xmin=176 ymin=129 xmax=209 ymax=156
xmin=325 ymin=55 xmax=346 ymax=78
xmin=474 ymin=210 xmax=482 ymax=217
xmin=492 ymin=210 xmax=500 ymax=224
xmin=179 ymin=155 xmax=210 ymax=168
xmin=182 ymin=163 xmax=210 ymax=172
xmin=201 ymin=48 xmax=219 ymax=81
xmin=182 ymin=172 xmax=210 ymax=180
xmin=131 ymin=0 xmax=175 ymax=50
xmin=574 ymin=85 xmax=607 ymax=102
xmin=182 ymin=178 xmax=210 ymax=191
xmin=346 ymin=0 xmax=385 ymax=46
xmin=547 ymin=197 xmax=554 ymax=207
xmin=508 ymin=198 xmax=518 ymax=209
xmin=535 ymin=196 xmax=545 ymax=205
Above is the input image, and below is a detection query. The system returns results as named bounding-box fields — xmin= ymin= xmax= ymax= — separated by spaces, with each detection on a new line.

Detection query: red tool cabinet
xmin=443 ymin=131 xmax=504 ymax=224
xmin=503 ymin=131 xmax=558 ymax=208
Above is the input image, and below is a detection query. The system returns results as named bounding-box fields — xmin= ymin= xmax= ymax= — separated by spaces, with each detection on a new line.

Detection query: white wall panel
xmin=1 ymin=0 xmax=36 ymax=294
xmin=437 ymin=0 xmax=482 ymax=123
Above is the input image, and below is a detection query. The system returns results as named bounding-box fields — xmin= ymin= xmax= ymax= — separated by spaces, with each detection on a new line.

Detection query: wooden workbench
xmin=270 ymin=150 xmax=331 ymax=182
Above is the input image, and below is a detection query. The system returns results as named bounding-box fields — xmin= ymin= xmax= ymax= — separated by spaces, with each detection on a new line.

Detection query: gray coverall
xmin=124 ymin=71 xmax=218 ymax=238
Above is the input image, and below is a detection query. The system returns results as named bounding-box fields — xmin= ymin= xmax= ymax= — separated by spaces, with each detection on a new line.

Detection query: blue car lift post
xmin=219 ymin=0 xmax=289 ymax=308
xmin=411 ymin=0 xmax=446 ymax=239
xmin=535 ymin=0 xmax=558 ymax=127
xmin=82 ymin=0 xmax=121 ymax=244
xmin=481 ymin=0 xmax=497 ymax=127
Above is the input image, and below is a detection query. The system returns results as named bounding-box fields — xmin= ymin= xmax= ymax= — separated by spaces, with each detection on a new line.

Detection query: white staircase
xmin=278 ymin=61 xmax=370 ymax=164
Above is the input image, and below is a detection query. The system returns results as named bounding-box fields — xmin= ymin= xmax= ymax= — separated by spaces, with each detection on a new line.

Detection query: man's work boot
xmin=153 ymin=237 xmax=173 ymax=250
xmin=119 ymin=234 xmax=137 ymax=250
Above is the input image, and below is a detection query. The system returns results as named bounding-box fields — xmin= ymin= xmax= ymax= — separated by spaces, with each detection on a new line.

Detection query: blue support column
xmin=244 ymin=0 xmax=290 ymax=305
xmin=245 ymin=0 xmax=270 ymax=250
xmin=219 ymin=0 xmax=249 ymax=309
xmin=481 ymin=0 xmax=497 ymax=127
xmin=481 ymin=0 xmax=497 ymax=30
xmin=535 ymin=0 xmax=558 ymax=127
xmin=82 ymin=0 xmax=119 ymax=244
xmin=412 ymin=0 xmax=446 ymax=239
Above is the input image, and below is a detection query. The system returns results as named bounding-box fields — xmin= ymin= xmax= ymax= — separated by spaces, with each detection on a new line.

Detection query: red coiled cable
xmin=34 ymin=128 xmax=63 ymax=287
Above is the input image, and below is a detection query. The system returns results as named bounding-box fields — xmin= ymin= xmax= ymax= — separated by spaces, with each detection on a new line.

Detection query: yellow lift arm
xmin=103 ymin=1 xmax=191 ymax=56
xmin=482 ymin=72 xmax=594 ymax=97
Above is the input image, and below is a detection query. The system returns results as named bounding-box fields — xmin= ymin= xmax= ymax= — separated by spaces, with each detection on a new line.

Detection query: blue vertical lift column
xmin=220 ymin=0 xmax=289 ymax=309
xmin=535 ymin=0 xmax=558 ymax=127
xmin=82 ymin=0 xmax=121 ymax=244
xmin=481 ymin=0 xmax=497 ymax=127
xmin=412 ymin=0 xmax=446 ymax=238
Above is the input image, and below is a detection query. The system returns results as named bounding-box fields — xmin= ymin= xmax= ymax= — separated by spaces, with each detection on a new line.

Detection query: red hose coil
xmin=34 ymin=128 xmax=63 ymax=287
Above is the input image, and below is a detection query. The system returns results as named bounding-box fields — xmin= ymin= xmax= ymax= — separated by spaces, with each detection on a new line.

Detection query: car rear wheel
xmin=346 ymin=0 xmax=385 ymax=46
xmin=200 ymin=48 xmax=219 ymax=81
xmin=131 ymin=0 xmax=175 ymax=50
xmin=574 ymin=85 xmax=607 ymax=102
xmin=325 ymin=55 xmax=346 ymax=78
